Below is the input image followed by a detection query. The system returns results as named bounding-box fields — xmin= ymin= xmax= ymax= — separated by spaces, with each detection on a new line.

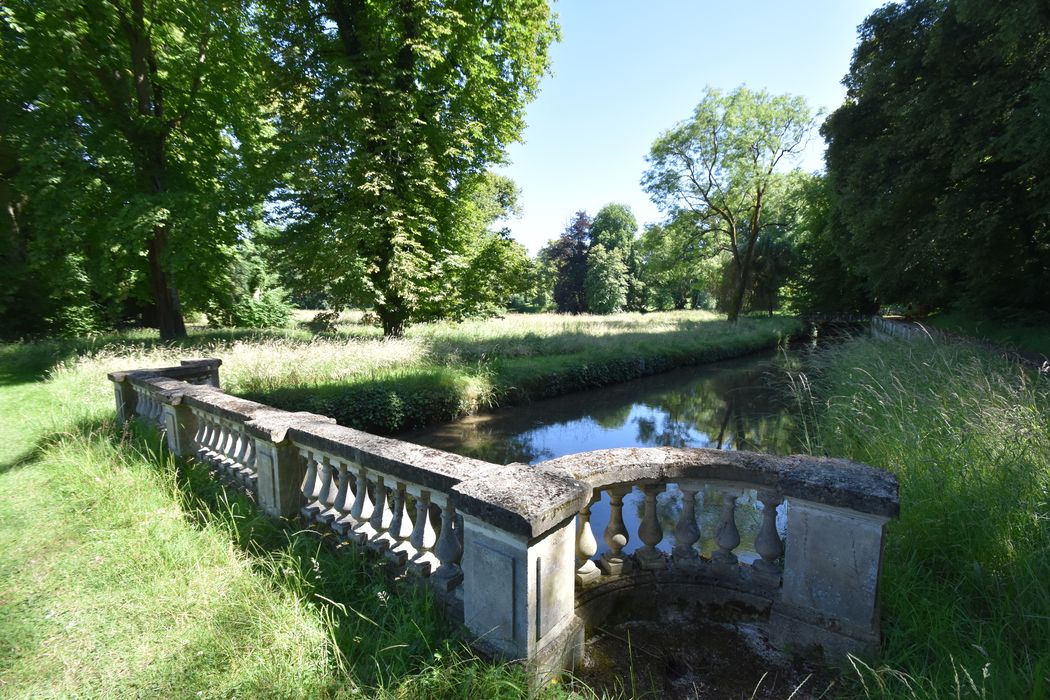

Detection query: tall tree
xmin=642 ymin=86 xmax=814 ymax=321
xmin=584 ymin=244 xmax=628 ymax=314
xmin=2 ymin=0 xmax=270 ymax=338
xmin=542 ymin=210 xmax=591 ymax=313
xmin=823 ymin=0 xmax=1050 ymax=312
xmin=590 ymin=203 xmax=640 ymax=310
xmin=264 ymin=0 xmax=557 ymax=336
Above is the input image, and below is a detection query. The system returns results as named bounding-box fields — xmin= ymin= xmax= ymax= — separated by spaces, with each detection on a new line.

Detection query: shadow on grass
xmin=109 ymin=420 xmax=477 ymax=693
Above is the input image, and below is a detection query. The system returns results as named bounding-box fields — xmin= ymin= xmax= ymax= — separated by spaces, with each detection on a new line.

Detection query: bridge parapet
xmin=109 ymin=360 xmax=899 ymax=682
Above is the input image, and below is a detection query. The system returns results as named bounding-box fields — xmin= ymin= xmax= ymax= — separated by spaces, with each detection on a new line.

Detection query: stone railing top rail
xmin=539 ymin=447 xmax=899 ymax=518
xmin=110 ymin=361 xmax=593 ymax=539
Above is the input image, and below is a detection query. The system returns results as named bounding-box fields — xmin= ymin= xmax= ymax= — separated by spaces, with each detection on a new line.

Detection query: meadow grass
xmin=13 ymin=311 xmax=800 ymax=434
xmin=793 ymin=336 xmax=1050 ymax=698
xmin=0 ymin=357 xmax=577 ymax=699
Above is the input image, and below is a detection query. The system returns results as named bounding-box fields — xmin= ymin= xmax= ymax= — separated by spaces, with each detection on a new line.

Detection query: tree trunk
xmin=147 ymin=225 xmax=187 ymax=339
xmin=379 ymin=306 xmax=407 ymax=338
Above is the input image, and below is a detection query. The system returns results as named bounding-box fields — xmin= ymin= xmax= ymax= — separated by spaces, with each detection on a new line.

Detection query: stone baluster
xmin=192 ymin=411 xmax=206 ymax=451
xmin=713 ymin=490 xmax=741 ymax=566
xmin=329 ymin=460 xmax=351 ymax=521
xmin=346 ymin=466 xmax=377 ymax=544
xmin=314 ymin=456 xmax=336 ymax=523
xmin=365 ymin=474 xmax=391 ymax=551
xmin=599 ymin=486 xmax=632 ymax=575
xmin=673 ymin=486 xmax=702 ymax=568
xmin=385 ymin=483 xmax=416 ymax=564
xmin=431 ymin=499 xmax=463 ymax=591
xmin=753 ymin=492 xmax=785 ymax=583
xmin=299 ymin=449 xmax=320 ymax=519
xmin=575 ymin=499 xmax=600 ymax=584
xmin=407 ymin=490 xmax=439 ymax=575
xmin=636 ymin=484 xmax=667 ymax=570
xmin=196 ymin=412 xmax=213 ymax=461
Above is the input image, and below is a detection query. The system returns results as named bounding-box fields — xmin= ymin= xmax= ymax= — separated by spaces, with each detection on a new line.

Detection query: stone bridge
xmin=110 ymin=359 xmax=899 ymax=683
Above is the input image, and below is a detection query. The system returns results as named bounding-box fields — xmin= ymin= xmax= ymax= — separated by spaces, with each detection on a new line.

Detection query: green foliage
xmin=262 ymin=1 xmax=558 ymax=336
xmin=796 ymin=336 xmax=1050 ymax=698
xmin=205 ymin=238 xmax=293 ymax=329
xmin=643 ymin=86 xmax=815 ymax=321
xmin=583 ymin=244 xmax=628 ymax=314
xmin=1 ymin=0 xmax=272 ymax=339
xmin=590 ymin=203 xmax=643 ymax=310
xmin=543 ymin=211 xmax=592 ymax=313
xmin=823 ymin=0 xmax=1050 ymax=313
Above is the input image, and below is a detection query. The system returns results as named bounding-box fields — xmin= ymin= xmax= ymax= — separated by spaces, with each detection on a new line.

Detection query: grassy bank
xmin=925 ymin=309 xmax=1050 ymax=360
xmin=8 ymin=312 xmax=801 ymax=435
xmin=2 ymin=310 xmax=797 ymax=698
xmin=0 ymin=360 xmax=560 ymax=698
xmin=795 ymin=336 xmax=1050 ymax=697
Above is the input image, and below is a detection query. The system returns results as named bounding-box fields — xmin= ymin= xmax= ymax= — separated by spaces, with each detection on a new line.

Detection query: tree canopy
xmin=262 ymin=0 xmax=557 ymax=336
xmin=1 ymin=0 xmax=270 ymax=338
xmin=823 ymin=0 xmax=1050 ymax=313
xmin=642 ymin=87 xmax=815 ymax=321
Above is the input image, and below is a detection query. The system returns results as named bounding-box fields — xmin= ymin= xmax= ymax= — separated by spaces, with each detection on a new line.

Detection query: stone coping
xmin=280 ymin=420 xmax=503 ymax=496
xmin=108 ymin=358 xmax=221 ymax=384
xmin=452 ymin=464 xmax=591 ymax=540
xmin=538 ymin=447 xmax=899 ymax=518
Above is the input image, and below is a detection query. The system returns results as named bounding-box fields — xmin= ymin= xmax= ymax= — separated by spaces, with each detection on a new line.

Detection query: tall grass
xmin=794 ymin=336 xmax=1050 ymax=698
xmin=0 ymin=380 xmax=557 ymax=698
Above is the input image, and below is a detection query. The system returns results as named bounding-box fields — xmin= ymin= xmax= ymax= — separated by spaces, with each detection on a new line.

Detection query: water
xmin=401 ymin=346 xmax=811 ymax=561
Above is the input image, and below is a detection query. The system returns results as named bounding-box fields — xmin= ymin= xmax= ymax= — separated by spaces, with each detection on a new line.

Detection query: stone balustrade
xmin=109 ymin=359 xmax=899 ymax=682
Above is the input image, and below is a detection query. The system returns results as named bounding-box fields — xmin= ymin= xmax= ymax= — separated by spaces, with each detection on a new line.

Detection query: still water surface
xmin=402 ymin=347 xmax=810 ymax=562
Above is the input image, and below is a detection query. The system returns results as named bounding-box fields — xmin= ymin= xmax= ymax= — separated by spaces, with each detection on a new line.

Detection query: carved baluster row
xmin=574 ymin=484 xmax=786 ymax=583
xmin=303 ymin=458 xmax=459 ymax=587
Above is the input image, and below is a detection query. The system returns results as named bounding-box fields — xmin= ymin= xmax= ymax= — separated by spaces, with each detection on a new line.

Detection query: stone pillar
xmin=111 ymin=378 xmax=137 ymax=423
xmin=769 ymin=498 xmax=892 ymax=660
xmin=159 ymin=401 xmax=199 ymax=457
xmin=245 ymin=411 xmax=336 ymax=519
xmin=452 ymin=464 xmax=590 ymax=688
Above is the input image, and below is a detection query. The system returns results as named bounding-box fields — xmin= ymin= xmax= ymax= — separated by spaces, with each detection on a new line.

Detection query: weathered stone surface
xmin=108 ymin=357 xmax=221 ymax=386
xmin=539 ymin=447 xmax=899 ymax=518
xmin=287 ymin=421 xmax=501 ymax=494
xmin=181 ymin=389 xmax=273 ymax=423
xmin=453 ymin=464 xmax=592 ymax=539
xmin=244 ymin=410 xmax=336 ymax=443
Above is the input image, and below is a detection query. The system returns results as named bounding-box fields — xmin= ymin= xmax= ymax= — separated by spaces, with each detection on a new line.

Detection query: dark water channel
xmin=402 ymin=345 xmax=816 ymax=563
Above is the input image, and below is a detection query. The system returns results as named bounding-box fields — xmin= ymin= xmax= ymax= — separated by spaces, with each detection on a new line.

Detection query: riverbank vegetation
xmin=6 ymin=311 xmax=800 ymax=435
xmin=796 ymin=336 xmax=1050 ymax=697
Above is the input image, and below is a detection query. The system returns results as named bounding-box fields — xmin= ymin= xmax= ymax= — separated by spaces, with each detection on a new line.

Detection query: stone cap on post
xmin=538 ymin=447 xmax=899 ymax=518
xmin=108 ymin=358 xmax=222 ymax=387
xmin=452 ymin=463 xmax=593 ymax=540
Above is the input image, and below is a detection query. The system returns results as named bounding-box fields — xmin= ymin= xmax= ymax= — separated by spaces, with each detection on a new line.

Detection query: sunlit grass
xmin=793 ymin=336 xmax=1050 ymax=698
xmin=28 ymin=311 xmax=799 ymax=435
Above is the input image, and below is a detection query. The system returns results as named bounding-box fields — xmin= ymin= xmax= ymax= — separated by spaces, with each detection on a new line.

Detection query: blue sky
xmin=497 ymin=0 xmax=887 ymax=253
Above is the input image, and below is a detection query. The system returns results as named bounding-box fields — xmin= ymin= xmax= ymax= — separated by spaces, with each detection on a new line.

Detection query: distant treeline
xmin=1 ymin=0 xmax=1045 ymax=340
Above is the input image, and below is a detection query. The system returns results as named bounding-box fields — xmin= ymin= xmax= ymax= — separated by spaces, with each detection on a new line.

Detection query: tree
xmin=263 ymin=0 xmax=557 ymax=336
xmin=2 ymin=0 xmax=270 ymax=339
xmin=642 ymin=86 xmax=814 ymax=321
xmin=590 ymin=203 xmax=641 ymax=309
xmin=543 ymin=211 xmax=591 ymax=313
xmin=584 ymin=244 xmax=628 ymax=314
xmin=823 ymin=0 xmax=1050 ymax=313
